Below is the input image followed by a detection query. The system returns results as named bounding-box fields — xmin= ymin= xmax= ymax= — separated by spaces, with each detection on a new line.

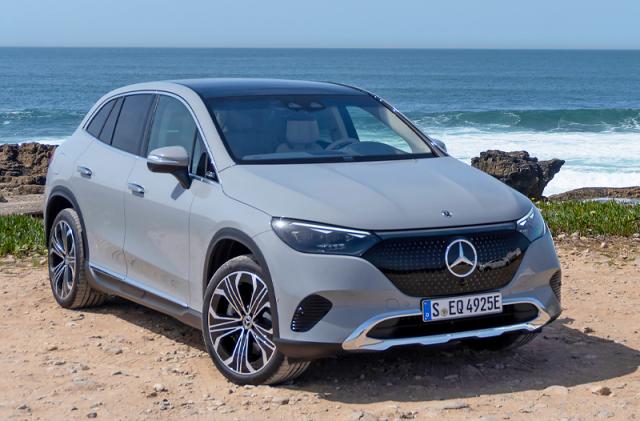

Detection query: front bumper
xmin=253 ymin=228 xmax=562 ymax=359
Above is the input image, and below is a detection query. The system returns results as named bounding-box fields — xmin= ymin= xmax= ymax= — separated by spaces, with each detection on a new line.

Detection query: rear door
xmin=123 ymin=95 xmax=199 ymax=304
xmin=72 ymin=94 xmax=154 ymax=276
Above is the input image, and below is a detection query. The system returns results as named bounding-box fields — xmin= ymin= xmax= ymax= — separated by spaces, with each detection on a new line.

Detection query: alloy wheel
xmin=207 ymin=271 xmax=276 ymax=375
xmin=49 ymin=220 xmax=76 ymax=300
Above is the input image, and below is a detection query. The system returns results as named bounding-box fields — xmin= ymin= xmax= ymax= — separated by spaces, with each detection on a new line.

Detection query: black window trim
xmin=83 ymin=90 xmax=219 ymax=184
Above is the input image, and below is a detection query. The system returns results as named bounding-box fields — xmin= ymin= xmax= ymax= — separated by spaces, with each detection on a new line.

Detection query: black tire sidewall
xmin=48 ymin=209 xmax=84 ymax=308
xmin=202 ymin=255 xmax=285 ymax=385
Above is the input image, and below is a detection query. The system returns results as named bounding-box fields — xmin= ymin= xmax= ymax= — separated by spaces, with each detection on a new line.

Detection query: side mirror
xmin=432 ymin=138 xmax=447 ymax=153
xmin=147 ymin=146 xmax=191 ymax=189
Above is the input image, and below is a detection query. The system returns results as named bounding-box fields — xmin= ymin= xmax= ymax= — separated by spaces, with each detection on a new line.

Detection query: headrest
xmin=217 ymin=111 xmax=254 ymax=132
xmin=286 ymin=119 xmax=320 ymax=144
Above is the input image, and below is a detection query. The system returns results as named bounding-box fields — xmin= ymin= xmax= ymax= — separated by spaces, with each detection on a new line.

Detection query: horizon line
xmin=0 ymin=46 xmax=639 ymax=52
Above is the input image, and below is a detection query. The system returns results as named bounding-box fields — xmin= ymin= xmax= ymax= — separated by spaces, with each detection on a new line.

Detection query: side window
xmin=191 ymin=134 xmax=216 ymax=180
xmin=146 ymin=96 xmax=197 ymax=157
xmin=111 ymin=94 xmax=154 ymax=155
xmin=86 ymin=99 xmax=115 ymax=138
xmin=99 ymin=98 xmax=123 ymax=144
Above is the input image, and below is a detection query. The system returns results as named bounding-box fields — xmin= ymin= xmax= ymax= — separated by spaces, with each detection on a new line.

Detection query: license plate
xmin=422 ymin=292 xmax=502 ymax=322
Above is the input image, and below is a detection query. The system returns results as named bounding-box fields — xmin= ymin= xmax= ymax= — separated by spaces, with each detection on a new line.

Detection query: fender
xmin=45 ymin=186 xmax=89 ymax=260
xmin=203 ymin=227 xmax=280 ymax=338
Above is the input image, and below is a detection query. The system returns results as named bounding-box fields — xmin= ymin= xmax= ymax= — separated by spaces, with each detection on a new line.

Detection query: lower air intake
xmin=550 ymin=271 xmax=562 ymax=302
xmin=367 ymin=303 xmax=539 ymax=340
xmin=291 ymin=295 xmax=332 ymax=332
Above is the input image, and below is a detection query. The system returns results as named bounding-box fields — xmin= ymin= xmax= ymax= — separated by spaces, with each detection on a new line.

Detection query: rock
xmin=349 ymin=411 xmax=378 ymax=421
xmin=17 ymin=403 xmax=30 ymax=410
xmin=583 ymin=327 xmax=595 ymax=334
xmin=105 ymin=346 xmax=123 ymax=355
xmin=471 ymin=150 xmax=564 ymax=200
xmin=590 ymin=385 xmax=612 ymax=396
xmin=87 ymin=411 xmax=97 ymax=418
xmin=0 ymin=143 xmax=56 ymax=195
xmin=596 ymin=409 xmax=614 ymax=418
xmin=271 ymin=396 xmax=289 ymax=405
xmin=436 ymin=401 xmax=469 ymax=410
xmin=45 ymin=344 xmax=58 ymax=352
xmin=542 ymin=385 xmax=569 ymax=396
xmin=549 ymin=186 xmax=640 ymax=202
xmin=0 ymin=195 xmax=6 ymax=203
xmin=153 ymin=383 xmax=167 ymax=392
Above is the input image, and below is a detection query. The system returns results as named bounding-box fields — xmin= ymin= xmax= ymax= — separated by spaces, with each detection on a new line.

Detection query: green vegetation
xmin=0 ymin=215 xmax=46 ymax=257
xmin=538 ymin=200 xmax=640 ymax=237
xmin=0 ymin=201 xmax=639 ymax=257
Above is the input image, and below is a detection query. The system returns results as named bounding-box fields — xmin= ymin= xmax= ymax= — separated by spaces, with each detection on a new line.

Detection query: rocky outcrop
xmin=549 ymin=186 xmax=640 ymax=202
xmin=0 ymin=143 xmax=57 ymax=195
xmin=471 ymin=150 xmax=564 ymax=200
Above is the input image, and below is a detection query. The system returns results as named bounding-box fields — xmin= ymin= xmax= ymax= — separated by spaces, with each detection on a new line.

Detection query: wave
xmin=411 ymin=108 xmax=640 ymax=133
xmin=432 ymin=131 xmax=640 ymax=195
xmin=0 ymin=109 xmax=83 ymax=144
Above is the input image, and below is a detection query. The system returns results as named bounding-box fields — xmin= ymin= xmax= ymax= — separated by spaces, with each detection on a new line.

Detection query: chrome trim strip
xmin=89 ymin=263 xmax=189 ymax=308
xmin=341 ymin=297 xmax=551 ymax=352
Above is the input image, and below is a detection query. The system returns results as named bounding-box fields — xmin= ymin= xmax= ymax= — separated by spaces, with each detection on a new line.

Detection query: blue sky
xmin=1 ymin=0 xmax=639 ymax=49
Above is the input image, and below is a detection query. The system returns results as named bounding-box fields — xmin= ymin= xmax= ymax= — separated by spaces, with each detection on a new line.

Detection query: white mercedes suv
xmin=44 ymin=79 xmax=562 ymax=385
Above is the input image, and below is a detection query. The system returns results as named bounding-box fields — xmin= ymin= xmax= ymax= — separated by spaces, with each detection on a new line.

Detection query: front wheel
xmin=202 ymin=255 xmax=310 ymax=385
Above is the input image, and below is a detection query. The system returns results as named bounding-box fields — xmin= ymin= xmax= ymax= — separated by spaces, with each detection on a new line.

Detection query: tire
xmin=467 ymin=331 xmax=539 ymax=351
xmin=202 ymin=255 xmax=310 ymax=385
xmin=48 ymin=208 xmax=106 ymax=309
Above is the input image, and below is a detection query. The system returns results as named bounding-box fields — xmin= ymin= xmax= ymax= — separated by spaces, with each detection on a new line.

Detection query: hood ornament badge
xmin=441 ymin=210 xmax=452 ymax=218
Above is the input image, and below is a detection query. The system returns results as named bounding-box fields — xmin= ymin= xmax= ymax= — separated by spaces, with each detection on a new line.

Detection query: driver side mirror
xmin=432 ymin=138 xmax=447 ymax=153
xmin=147 ymin=146 xmax=192 ymax=189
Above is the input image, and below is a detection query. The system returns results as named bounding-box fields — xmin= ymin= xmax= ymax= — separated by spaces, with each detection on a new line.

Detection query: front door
xmin=123 ymin=95 xmax=199 ymax=304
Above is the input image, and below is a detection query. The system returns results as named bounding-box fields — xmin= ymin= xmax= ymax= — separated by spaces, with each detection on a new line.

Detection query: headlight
xmin=271 ymin=218 xmax=380 ymax=255
xmin=516 ymin=206 xmax=546 ymax=242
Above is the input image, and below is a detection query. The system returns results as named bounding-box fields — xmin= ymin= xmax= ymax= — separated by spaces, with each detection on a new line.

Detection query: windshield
xmin=206 ymin=94 xmax=435 ymax=164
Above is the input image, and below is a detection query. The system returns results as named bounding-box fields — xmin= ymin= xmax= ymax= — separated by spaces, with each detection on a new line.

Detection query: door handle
xmin=77 ymin=166 xmax=93 ymax=178
xmin=128 ymin=183 xmax=145 ymax=196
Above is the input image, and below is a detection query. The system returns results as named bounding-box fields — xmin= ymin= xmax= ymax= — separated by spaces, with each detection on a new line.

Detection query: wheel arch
xmin=45 ymin=186 xmax=89 ymax=260
xmin=203 ymin=228 xmax=279 ymax=337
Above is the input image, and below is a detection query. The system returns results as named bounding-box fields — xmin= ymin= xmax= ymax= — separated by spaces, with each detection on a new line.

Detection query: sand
xmin=0 ymin=237 xmax=638 ymax=420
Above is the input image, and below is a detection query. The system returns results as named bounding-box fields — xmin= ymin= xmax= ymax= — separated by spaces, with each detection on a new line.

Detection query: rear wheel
xmin=202 ymin=255 xmax=310 ymax=385
xmin=48 ymin=208 xmax=105 ymax=309
xmin=467 ymin=331 xmax=539 ymax=351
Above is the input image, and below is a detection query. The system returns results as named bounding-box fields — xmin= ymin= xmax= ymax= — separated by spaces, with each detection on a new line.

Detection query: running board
xmin=87 ymin=264 xmax=202 ymax=330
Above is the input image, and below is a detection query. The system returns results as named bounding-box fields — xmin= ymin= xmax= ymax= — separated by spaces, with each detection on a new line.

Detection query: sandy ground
xmin=0 ymin=237 xmax=639 ymax=420
xmin=0 ymin=194 xmax=43 ymax=216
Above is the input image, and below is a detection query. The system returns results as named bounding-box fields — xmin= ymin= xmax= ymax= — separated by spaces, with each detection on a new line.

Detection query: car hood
xmin=219 ymin=157 xmax=531 ymax=231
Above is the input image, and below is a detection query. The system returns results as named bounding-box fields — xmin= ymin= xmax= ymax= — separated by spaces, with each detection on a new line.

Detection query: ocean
xmin=1 ymin=48 xmax=639 ymax=194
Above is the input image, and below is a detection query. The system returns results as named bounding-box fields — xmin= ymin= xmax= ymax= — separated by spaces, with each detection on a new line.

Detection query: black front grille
xmin=368 ymin=303 xmax=538 ymax=340
xmin=291 ymin=295 xmax=332 ymax=332
xmin=363 ymin=229 xmax=529 ymax=297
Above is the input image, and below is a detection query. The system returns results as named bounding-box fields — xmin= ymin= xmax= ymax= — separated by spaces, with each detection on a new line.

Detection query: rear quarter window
xmin=86 ymin=99 xmax=115 ymax=138
xmin=98 ymin=97 xmax=123 ymax=144
xmin=110 ymin=94 xmax=155 ymax=155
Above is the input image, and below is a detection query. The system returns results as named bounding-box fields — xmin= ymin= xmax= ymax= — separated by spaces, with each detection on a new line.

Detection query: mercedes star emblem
xmin=445 ymin=239 xmax=478 ymax=278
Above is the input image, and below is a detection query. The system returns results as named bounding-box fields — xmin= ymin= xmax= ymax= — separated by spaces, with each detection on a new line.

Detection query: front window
xmin=206 ymin=95 xmax=435 ymax=163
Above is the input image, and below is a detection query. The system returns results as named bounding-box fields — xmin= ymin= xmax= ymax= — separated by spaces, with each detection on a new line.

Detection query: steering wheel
xmin=325 ymin=138 xmax=358 ymax=151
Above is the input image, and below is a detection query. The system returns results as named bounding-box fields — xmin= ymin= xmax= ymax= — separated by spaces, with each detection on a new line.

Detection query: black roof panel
xmin=174 ymin=78 xmax=364 ymax=98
